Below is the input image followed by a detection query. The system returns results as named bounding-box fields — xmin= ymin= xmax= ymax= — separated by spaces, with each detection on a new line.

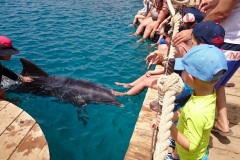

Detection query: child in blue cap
xmin=153 ymin=44 xmax=227 ymax=160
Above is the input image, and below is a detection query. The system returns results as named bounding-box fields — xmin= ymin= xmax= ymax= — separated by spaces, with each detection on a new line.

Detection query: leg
xmin=133 ymin=17 xmax=153 ymax=36
xmin=115 ymin=74 xmax=153 ymax=88
xmin=125 ymin=75 xmax=159 ymax=96
xmin=131 ymin=15 xmax=146 ymax=26
xmin=141 ymin=21 xmax=158 ymax=40
xmin=114 ymin=82 xmax=133 ymax=88
xmin=213 ymin=43 xmax=240 ymax=136
xmin=113 ymin=75 xmax=159 ymax=96
xmin=214 ymin=86 xmax=232 ymax=133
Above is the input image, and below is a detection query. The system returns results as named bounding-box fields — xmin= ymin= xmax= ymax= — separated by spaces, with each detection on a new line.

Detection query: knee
xmin=145 ymin=25 xmax=153 ymax=30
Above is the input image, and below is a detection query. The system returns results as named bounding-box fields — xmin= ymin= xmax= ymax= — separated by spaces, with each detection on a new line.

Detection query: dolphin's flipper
xmin=77 ymin=105 xmax=89 ymax=126
xmin=20 ymin=58 xmax=49 ymax=77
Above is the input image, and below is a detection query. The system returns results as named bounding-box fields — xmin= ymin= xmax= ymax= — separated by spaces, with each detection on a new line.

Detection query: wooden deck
xmin=0 ymin=101 xmax=49 ymax=160
xmin=124 ymin=68 xmax=240 ymax=160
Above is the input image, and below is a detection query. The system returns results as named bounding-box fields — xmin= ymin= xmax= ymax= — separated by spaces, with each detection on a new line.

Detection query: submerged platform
xmin=125 ymin=68 xmax=240 ymax=160
xmin=0 ymin=101 xmax=49 ymax=160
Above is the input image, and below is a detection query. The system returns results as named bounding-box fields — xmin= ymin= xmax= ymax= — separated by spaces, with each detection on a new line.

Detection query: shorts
xmin=215 ymin=43 xmax=240 ymax=88
xmin=178 ymin=147 xmax=209 ymax=160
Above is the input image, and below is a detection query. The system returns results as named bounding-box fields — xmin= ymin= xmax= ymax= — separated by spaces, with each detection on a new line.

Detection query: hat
xmin=183 ymin=13 xmax=195 ymax=23
xmin=0 ymin=36 xmax=19 ymax=56
xmin=193 ymin=21 xmax=225 ymax=48
xmin=174 ymin=44 xmax=227 ymax=82
xmin=184 ymin=7 xmax=204 ymax=23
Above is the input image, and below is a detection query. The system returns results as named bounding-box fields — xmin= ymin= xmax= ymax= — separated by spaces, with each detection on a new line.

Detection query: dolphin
xmin=3 ymin=58 xmax=123 ymax=123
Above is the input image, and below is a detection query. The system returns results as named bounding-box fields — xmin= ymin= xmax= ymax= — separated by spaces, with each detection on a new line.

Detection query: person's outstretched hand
xmin=22 ymin=76 xmax=34 ymax=82
xmin=199 ymin=0 xmax=219 ymax=13
xmin=172 ymin=29 xmax=193 ymax=45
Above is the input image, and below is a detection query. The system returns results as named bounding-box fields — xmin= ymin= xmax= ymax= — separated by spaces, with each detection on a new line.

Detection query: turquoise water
xmin=1 ymin=0 xmax=155 ymax=159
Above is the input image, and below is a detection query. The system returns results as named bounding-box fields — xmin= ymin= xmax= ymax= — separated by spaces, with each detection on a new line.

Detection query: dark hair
xmin=164 ymin=23 xmax=172 ymax=36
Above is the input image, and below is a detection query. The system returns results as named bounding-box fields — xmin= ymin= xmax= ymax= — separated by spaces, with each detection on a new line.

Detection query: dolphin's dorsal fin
xmin=20 ymin=58 xmax=49 ymax=77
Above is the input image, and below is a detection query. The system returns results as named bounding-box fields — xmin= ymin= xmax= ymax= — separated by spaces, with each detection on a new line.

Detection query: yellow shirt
xmin=176 ymin=91 xmax=216 ymax=160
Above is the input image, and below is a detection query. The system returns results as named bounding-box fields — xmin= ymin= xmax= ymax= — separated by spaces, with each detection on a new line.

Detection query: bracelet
xmin=18 ymin=75 xmax=23 ymax=82
xmin=16 ymin=75 xmax=23 ymax=84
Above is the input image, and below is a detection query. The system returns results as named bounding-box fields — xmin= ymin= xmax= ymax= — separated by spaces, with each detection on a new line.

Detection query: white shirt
xmin=221 ymin=0 xmax=240 ymax=44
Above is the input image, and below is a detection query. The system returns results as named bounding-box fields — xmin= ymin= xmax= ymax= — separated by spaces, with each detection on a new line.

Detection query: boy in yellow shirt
xmin=153 ymin=44 xmax=227 ymax=159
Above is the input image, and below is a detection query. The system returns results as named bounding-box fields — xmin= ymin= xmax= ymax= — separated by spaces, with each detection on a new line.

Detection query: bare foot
xmin=128 ymin=24 xmax=134 ymax=27
xmin=111 ymin=90 xmax=127 ymax=96
xmin=114 ymin=82 xmax=132 ymax=88
xmin=137 ymin=38 xmax=145 ymax=43
xmin=225 ymin=83 xmax=235 ymax=87
xmin=130 ymin=33 xmax=138 ymax=36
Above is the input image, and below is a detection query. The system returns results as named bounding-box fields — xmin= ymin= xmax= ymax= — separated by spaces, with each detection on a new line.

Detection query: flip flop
xmin=211 ymin=126 xmax=233 ymax=136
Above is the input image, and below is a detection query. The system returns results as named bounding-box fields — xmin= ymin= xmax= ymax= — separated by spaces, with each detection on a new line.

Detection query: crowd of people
xmin=112 ymin=0 xmax=240 ymax=159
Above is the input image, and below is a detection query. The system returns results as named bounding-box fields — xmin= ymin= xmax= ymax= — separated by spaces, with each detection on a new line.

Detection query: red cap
xmin=0 ymin=36 xmax=19 ymax=56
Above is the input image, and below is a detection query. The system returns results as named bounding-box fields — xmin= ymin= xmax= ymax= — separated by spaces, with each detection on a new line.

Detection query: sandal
xmin=211 ymin=126 xmax=233 ymax=136
xmin=165 ymin=152 xmax=179 ymax=160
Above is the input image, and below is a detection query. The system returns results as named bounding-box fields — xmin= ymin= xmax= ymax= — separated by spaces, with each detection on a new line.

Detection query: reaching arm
xmin=150 ymin=4 xmax=169 ymax=37
xmin=1 ymin=64 xmax=18 ymax=81
xmin=170 ymin=124 xmax=190 ymax=151
xmin=1 ymin=64 xmax=33 ymax=83
xmin=203 ymin=0 xmax=238 ymax=22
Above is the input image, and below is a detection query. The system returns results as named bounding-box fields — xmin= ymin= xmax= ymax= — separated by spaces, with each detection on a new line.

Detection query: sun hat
xmin=193 ymin=21 xmax=225 ymax=48
xmin=174 ymin=44 xmax=227 ymax=82
xmin=183 ymin=13 xmax=195 ymax=23
xmin=0 ymin=36 xmax=19 ymax=56
xmin=184 ymin=7 xmax=204 ymax=23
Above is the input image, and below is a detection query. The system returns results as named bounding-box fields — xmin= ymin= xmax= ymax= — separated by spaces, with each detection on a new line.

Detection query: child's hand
xmin=150 ymin=114 xmax=161 ymax=130
xmin=145 ymin=52 xmax=157 ymax=64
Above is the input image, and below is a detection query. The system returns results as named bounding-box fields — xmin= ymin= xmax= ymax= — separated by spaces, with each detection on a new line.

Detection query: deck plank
xmin=0 ymin=101 xmax=10 ymax=110
xmin=0 ymin=101 xmax=49 ymax=160
xmin=0 ymin=111 xmax=35 ymax=160
xmin=9 ymin=123 xmax=47 ymax=160
xmin=37 ymin=144 xmax=50 ymax=160
xmin=0 ymin=103 xmax=23 ymax=134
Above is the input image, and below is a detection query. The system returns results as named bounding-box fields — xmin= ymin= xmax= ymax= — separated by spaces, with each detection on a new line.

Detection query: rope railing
xmin=151 ymin=0 xmax=193 ymax=159
xmin=153 ymin=73 xmax=184 ymax=160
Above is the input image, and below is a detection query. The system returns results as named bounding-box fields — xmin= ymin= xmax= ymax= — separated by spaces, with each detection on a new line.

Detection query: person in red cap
xmin=0 ymin=36 xmax=33 ymax=100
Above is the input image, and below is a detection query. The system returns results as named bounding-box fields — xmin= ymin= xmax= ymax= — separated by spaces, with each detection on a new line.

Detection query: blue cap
xmin=174 ymin=44 xmax=228 ymax=82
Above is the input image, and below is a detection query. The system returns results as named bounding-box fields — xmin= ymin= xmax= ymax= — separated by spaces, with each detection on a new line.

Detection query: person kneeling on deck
xmin=0 ymin=36 xmax=33 ymax=100
xmin=152 ymin=44 xmax=227 ymax=160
